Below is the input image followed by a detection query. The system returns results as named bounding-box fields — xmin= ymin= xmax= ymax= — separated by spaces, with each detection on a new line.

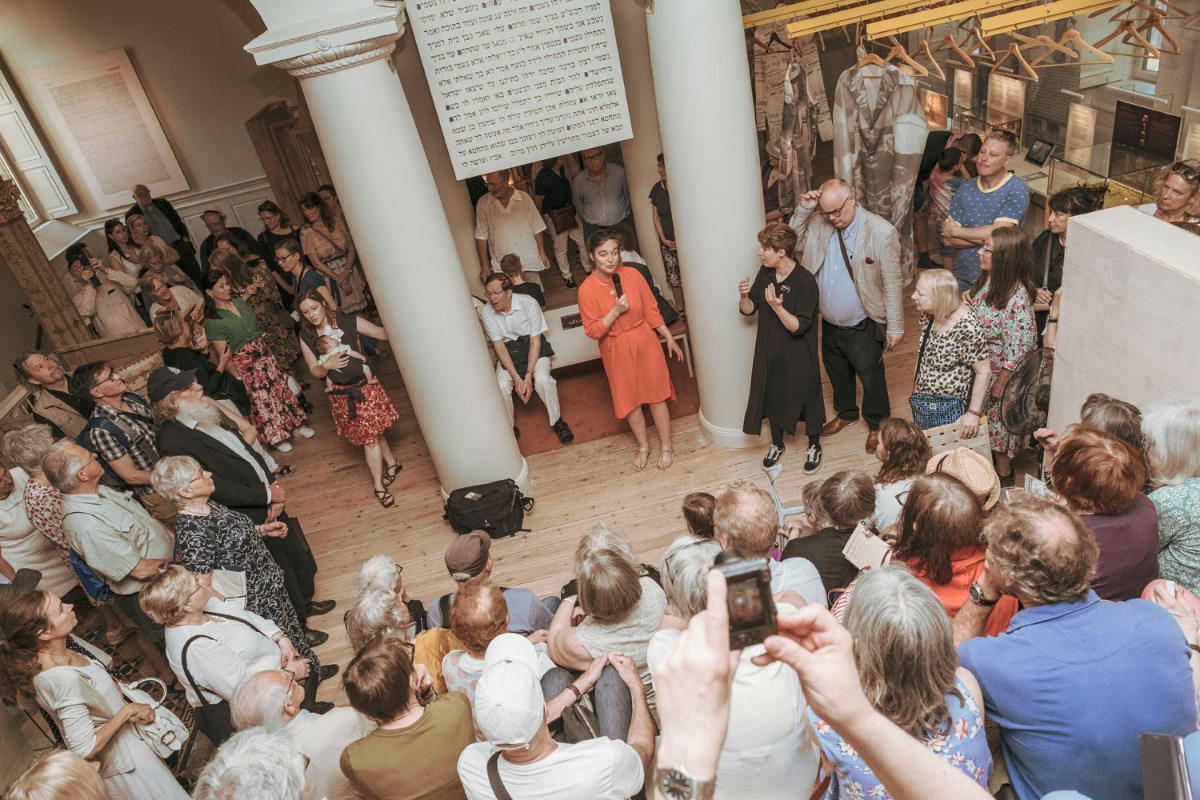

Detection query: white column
xmin=645 ymin=0 xmax=765 ymax=448
xmin=246 ymin=3 xmax=528 ymax=494
xmin=610 ymin=0 xmax=668 ymax=293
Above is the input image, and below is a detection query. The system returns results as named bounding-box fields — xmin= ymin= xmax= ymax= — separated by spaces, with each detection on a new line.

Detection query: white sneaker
xmin=295 ymin=426 xmax=316 ymax=439
xmin=275 ymin=441 xmax=293 ymax=453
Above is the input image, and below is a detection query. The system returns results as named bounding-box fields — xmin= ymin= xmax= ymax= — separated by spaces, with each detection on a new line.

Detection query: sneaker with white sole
xmin=762 ymin=444 xmax=784 ymax=468
xmin=275 ymin=441 xmax=293 ymax=453
xmin=295 ymin=426 xmax=316 ymax=439
xmin=804 ymin=443 xmax=823 ymax=474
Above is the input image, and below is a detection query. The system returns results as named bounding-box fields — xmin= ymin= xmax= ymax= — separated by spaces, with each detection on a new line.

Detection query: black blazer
xmin=156 ymin=420 xmax=273 ymax=524
xmin=125 ymin=197 xmax=190 ymax=243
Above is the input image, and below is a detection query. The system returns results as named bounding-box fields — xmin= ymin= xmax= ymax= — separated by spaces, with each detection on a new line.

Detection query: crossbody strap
xmin=487 ymin=751 xmax=515 ymax=800
xmin=180 ymin=634 xmax=220 ymax=709
xmin=913 ymin=317 xmax=934 ymax=391
xmin=834 ymin=228 xmax=856 ymax=285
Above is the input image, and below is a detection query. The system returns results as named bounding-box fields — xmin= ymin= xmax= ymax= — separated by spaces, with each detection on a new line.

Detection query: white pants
xmin=497 ymin=356 xmax=560 ymax=426
xmin=543 ymin=213 xmax=591 ymax=278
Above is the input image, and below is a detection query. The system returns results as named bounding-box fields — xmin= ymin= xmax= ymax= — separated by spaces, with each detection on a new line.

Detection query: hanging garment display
xmin=832 ymin=62 xmax=927 ymax=284
xmin=779 ymin=49 xmax=818 ymax=212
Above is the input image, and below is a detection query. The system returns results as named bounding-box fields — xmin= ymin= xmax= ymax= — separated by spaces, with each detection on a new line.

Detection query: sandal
xmin=382 ymin=463 xmax=403 ymax=488
xmin=276 ymin=464 xmax=297 ymax=476
xmin=374 ymin=489 xmax=395 ymax=508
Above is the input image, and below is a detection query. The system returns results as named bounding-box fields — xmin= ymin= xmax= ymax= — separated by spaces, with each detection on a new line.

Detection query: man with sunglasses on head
xmin=941 ymin=129 xmax=1030 ymax=291
xmin=791 ymin=178 xmax=905 ymax=456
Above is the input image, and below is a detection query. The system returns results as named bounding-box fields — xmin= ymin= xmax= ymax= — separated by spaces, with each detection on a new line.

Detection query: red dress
xmin=578 ymin=266 xmax=675 ymax=419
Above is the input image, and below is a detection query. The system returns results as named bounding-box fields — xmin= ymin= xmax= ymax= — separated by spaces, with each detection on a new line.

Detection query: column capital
xmin=244 ymin=1 xmax=406 ymax=76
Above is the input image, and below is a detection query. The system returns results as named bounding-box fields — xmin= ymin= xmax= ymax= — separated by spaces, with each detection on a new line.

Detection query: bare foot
xmin=657 ymin=449 xmax=675 ymax=470
xmin=633 ymin=448 xmax=651 ymax=472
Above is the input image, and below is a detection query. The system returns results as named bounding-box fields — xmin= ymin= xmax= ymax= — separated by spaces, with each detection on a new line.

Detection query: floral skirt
xmin=328 ymin=381 xmax=398 ymax=446
xmin=232 ymin=336 xmax=307 ymax=445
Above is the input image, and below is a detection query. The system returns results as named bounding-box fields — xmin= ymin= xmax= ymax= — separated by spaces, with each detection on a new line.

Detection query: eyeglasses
xmin=96 ymin=372 xmax=124 ymax=386
xmin=819 ymin=196 xmax=852 ymax=219
xmin=1171 ymin=162 xmax=1200 ymax=183
xmin=484 ymin=289 xmax=508 ymax=299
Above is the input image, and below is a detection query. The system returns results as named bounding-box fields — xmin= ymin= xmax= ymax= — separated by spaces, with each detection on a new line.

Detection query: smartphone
xmin=714 ymin=550 xmax=777 ymax=649
xmin=1140 ymin=732 xmax=1193 ymax=800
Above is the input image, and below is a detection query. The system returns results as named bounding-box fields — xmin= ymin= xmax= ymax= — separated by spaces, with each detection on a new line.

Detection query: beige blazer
xmin=790 ymin=205 xmax=905 ymax=333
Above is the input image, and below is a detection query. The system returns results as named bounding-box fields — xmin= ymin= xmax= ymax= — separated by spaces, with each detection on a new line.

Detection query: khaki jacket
xmin=790 ymin=205 xmax=905 ymax=333
xmin=29 ymin=389 xmax=89 ymax=440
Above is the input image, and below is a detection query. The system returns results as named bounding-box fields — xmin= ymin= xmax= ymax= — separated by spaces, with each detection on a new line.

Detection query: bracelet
xmin=966 ymin=409 xmax=983 ymax=418
xmin=1046 ymin=317 xmax=1058 ymax=323
xmin=564 ymin=684 xmax=583 ymax=704
xmin=1190 ymin=643 xmax=1200 ymax=655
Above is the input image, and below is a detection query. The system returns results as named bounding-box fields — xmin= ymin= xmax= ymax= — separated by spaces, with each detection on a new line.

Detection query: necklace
xmin=593 ymin=273 xmax=616 ymax=295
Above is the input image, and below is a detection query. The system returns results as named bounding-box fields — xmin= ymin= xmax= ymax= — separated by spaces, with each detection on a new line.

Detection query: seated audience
xmin=890 ymin=473 xmax=1018 ymax=635
xmin=341 ymin=635 xmax=476 ymax=799
xmin=5 ymin=750 xmax=106 ymax=800
xmin=192 ymin=728 xmax=306 ymax=800
xmin=458 ymin=633 xmax=653 ymax=799
xmin=1142 ymin=399 xmax=1200 ymax=594
xmin=233 ymin=669 xmax=375 ymax=800
xmin=427 ymin=529 xmax=554 ymax=634
xmin=714 ymin=481 xmax=826 ymax=606
xmin=0 ymin=461 xmax=76 ymax=599
xmin=782 ymin=471 xmax=875 ymax=595
xmin=345 ymin=587 xmax=460 ymax=695
xmin=65 ymin=244 xmax=144 ymax=338
xmin=817 ymin=567 xmax=991 ymax=798
xmin=154 ymin=308 xmax=251 ymax=416
xmin=443 ymin=577 xmax=515 ymax=706
xmin=872 ymin=418 xmax=932 ymax=530
xmin=547 ymin=524 xmax=667 ymax=700
xmin=142 ymin=272 xmax=202 ymax=318
xmin=13 ymin=350 xmax=94 ymax=440
xmin=1050 ymin=426 xmax=1158 ymax=601
xmin=682 ymin=491 xmax=715 ymax=538
xmin=139 ymin=565 xmax=318 ymax=745
xmin=955 ymin=497 xmax=1196 ymax=800
xmin=356 ymin=553 xmax=426 ymax=635
xmin=1036 ymin=392 xmax=1146 ymax=466
xmin=499 ymin=251 xmax=546 ymax=307
xmin=137 ymin=242 xmax=197 ymax=293
xmin=43 ymin=441 xmax=175 ymax=681
xmin=648 ymin=535 xmax=819 ymax=799
xmin=925 ymin=447 xmax=1000 ymax=511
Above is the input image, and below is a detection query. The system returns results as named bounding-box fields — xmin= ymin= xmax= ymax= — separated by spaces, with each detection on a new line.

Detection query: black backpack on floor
xmin=443 ymin=478 xmax=533 ymax=538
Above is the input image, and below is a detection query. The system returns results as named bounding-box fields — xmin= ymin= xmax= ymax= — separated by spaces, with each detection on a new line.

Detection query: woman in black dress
xmin=739 ymin=222 xmax=825 ymax=473
xmin=1030 ymin=184 xmax=1106 ymax=343
xmin=154 ymin=308 xmax=251 ymax=416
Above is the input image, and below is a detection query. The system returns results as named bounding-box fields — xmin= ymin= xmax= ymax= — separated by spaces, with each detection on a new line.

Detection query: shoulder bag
xmin=548 ymin=204 xmax=579 ymax=235
xmin=908 ymin=317 xmax=967 ymax=430
xmin=116 ymin=676 xmax=190 ymax=759
xmin=179 ymin=612 xmax=271 ymax=745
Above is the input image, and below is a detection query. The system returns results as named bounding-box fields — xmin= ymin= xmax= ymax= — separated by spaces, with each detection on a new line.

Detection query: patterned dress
xmin=913 ymin=312 xmax=990 ymax=401
xmin=1153 ymin=478 xmax=1200 ymax=595
xmin=174 ymin=502 xmax=315 ymax=665
xmin=239 ymin=263 xmax=300 ymax=369
xmin=299 ymin=314 xmax=398 ymax=446
xmin=969 ymin=281 xmax=1036 ymax=456
xmin=811 ymin=676 xmax=991 ymax=799
xmin=300 ymin=219 xmax=369 ymax=313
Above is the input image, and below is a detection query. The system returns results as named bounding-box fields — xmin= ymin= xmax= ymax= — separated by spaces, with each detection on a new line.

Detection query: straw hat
xmin=926 ymin=448 xmax=1002 ymax=510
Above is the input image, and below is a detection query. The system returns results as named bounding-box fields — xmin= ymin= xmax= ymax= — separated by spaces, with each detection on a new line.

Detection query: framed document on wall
xmin=28 ymin=49 xmax=188 ymax=210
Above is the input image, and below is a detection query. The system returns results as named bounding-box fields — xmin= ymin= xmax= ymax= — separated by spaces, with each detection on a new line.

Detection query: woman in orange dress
xmin=578 ymin=230 xmax=683 ymax=471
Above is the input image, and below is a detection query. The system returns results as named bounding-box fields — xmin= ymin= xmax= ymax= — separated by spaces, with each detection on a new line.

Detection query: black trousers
xmin=821 ymin=318 xmax=890 ymax=430
xmin=262 ymin=512 xmax=317 ymax=627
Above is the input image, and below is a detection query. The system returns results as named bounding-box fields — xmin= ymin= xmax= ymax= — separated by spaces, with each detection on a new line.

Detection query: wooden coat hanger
xmin=930 ymin=33 xmax=975 ymax=69
xmin=1009 ymin=31 xmax=1079 ymax=60
xmin=1093 ymin=19 xmax=1160 ymax=58
xmin=1182 ymin=7 xmax=1200 ymax=32
xmin=912 ymin=39 xmax=947 ymax=81
xmin=1109 ymin=0 xmax=1188 ymax=20
xmin=990 ymin=42 xmax=1039 ymax=82
xmin=883 ymin=36 xmax=930 ymax=78
xmin=1134 ymin=11 xmax=1181 ymax=54
xmin=959 ymin=27 xmax=996 ymax=63
xmin=1029 ymin=28 xmax=1116 ymax=67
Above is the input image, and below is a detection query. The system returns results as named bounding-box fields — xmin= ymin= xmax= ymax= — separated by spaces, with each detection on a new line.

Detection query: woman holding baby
xmin=296 ymin=290 xmax=402 ymax=507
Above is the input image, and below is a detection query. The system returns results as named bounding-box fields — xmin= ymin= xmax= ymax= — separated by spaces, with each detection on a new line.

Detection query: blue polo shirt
xmin=958 ymin=592 xmax=1196 ymax=800
xmin=948 ymin=172 xmax=1029 ymax=291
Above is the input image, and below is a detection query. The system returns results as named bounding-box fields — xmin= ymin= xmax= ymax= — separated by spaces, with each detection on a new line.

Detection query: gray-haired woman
xmin=648 ymin=535 xmax=819 ymax=800
xmin=812 ymin=566 xmax=991 ymax=798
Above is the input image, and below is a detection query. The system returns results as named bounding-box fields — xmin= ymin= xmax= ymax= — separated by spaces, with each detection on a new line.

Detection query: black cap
xmin=146 ymin=366 xmax=198 ymax=403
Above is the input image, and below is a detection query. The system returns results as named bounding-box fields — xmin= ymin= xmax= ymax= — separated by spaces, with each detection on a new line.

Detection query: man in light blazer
xmin=790 ymin=178 xmax=905 ymax=454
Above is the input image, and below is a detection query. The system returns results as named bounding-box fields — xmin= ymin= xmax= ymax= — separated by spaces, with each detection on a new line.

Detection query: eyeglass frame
xmin=819 ymin=195 xmax=853 ymax=220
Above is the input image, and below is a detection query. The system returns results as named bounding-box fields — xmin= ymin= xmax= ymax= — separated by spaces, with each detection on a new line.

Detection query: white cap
xmin=473 ymin=634 xmax=545 ymax=749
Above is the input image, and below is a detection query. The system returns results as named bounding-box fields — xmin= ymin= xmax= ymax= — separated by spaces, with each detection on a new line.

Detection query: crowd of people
xmin=4 ymin=141 xmax=1200 ymax=800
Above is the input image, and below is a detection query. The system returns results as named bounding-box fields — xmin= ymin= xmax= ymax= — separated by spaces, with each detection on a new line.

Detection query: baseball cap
xmin=473 ymin=633 xmax=545 ymax=749
xmin=146 ymin=366 xmax=198 ymax=403
xmin=445 ymin=530 xmax=491 ymax=581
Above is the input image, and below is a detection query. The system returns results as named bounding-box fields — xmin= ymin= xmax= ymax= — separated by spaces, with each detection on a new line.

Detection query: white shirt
xmin=769 ymin=558 xmax=828 ymax=609
xmin=475 ymin=189 xmax=548 ymax=272
xmin=458 ymin=737 xmax=643 ymax=799
xmin=149 ymin=285 xmax=203 ymax=317
xmin=165 ymin=603 xmax=281 ymax=707
xmin=481 ymin=293 xmax=549 ymax=343
xmin=874 ymin=477 xmax=916 ymax=531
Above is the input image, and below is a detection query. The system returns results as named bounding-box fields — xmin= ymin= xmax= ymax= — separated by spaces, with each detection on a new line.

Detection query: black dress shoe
xmin=311 ymin=701 xmax=335 ymax=715
xmin=563 ymin=276 xmax=578 ymax=289
xmin=305 ymin=628 xmax=329 ymax=647
xmin=306 ymin=599 xmax=337 ymax=617
xmin=317 ymin=663 xmax=339 ymax=682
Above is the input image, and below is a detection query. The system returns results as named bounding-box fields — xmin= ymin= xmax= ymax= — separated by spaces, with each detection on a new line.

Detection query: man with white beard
xmin=149 ymin=367 xmax=335 ymax=646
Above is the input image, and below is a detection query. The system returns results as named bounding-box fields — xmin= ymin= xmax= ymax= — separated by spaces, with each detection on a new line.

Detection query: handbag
xmin=116 ymin=675 xmax=190 ymax=759
xmin=909 ymin=318 xmax=967 ymax=430
xmin=548 ymin=204 xmax=579 ymax=235
xmin=181 ymin=634 xmax=234 ymax=745
xmin=68 ymin=549 xmax=112 ymax=603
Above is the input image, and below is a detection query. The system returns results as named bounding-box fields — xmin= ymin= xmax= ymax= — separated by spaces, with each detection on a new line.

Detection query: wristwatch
xmin=968 ymin=581 xmax=999 ymax=607
xmin=654 ymin=766 xmax=716 ymax=800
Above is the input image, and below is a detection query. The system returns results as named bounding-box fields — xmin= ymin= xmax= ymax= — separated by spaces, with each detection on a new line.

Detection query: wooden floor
xmin=290 ymin=280 xmax=1035 ymax=705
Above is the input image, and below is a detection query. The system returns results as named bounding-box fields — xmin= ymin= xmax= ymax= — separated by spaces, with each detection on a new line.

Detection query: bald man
xmin=126 ymin=183 xmax=201 ymax=284
xmin=475 ymin=171 xmax=551 ymax=288
xmin=790 ymin=178 xmax=904 ymax=454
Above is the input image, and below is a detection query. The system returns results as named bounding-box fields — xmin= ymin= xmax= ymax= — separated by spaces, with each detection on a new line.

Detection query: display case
xmin=952 ymin=104 xmax=1022 ymax=144
xmin=1046 ymin=143 xmax=1168 ymax=210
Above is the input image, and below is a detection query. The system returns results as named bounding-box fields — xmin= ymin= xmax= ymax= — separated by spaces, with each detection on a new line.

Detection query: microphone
xmin=612 ymin=272 xmax=624 ymax=298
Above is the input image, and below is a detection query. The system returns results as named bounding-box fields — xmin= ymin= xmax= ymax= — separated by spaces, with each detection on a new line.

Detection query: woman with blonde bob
xmin=6 ymin=750 xmax=107 ymax=800
xmin=1142 ymin=399 xmax=1200 ymax=594
xmin=909 ymin=268 xmax=990 ymax=438
xmin=812 ymin=566 xmax=991 ymax=798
